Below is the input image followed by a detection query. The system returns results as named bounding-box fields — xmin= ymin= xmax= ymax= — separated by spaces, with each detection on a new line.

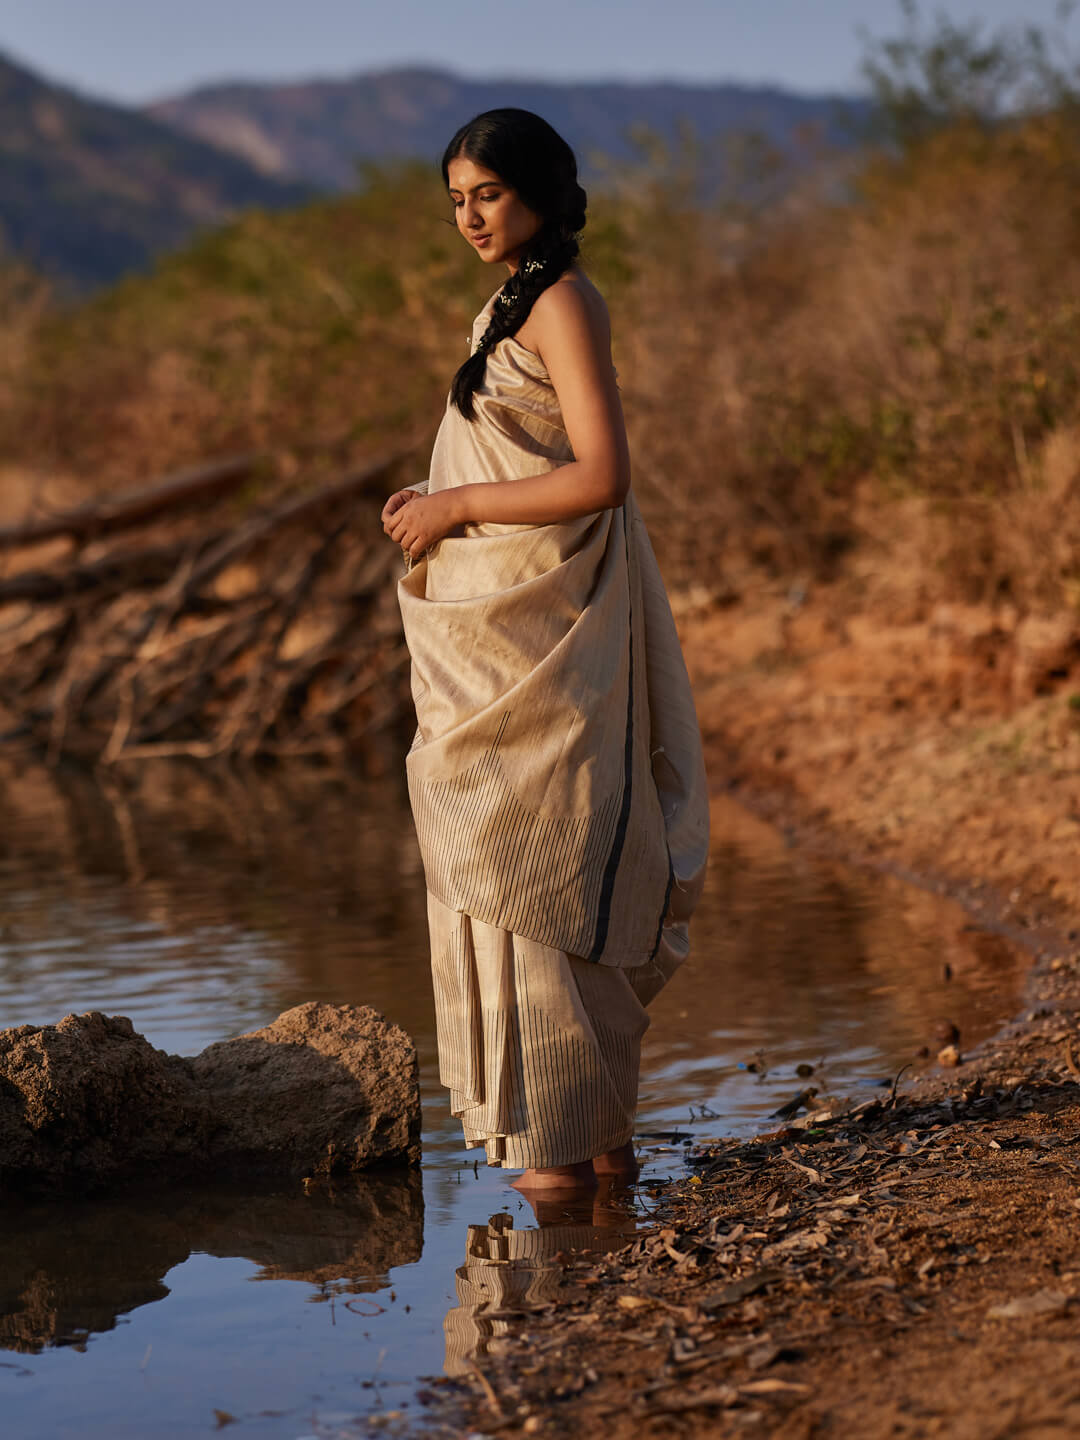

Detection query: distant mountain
xmin=147 ymin=67 xmax=867 ymax=189
xmin=0 ymin=50 xmax=314 ymax=292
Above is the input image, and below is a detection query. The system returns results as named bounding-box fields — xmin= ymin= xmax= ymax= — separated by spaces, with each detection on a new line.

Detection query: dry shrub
xmin=0 ymin=259 xmax=50 ymax=408
xmin=605 ymin=185 xmax=861 ymax=592
xmin=956 ymin=423 xmax=1080 ymax=612
xmin=608 ymin=112 xmax=1080 ymax=608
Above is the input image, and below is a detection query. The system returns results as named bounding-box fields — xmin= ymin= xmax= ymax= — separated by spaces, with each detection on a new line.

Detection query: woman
xmin=382 ymin=108 xmax=708 ymax=1193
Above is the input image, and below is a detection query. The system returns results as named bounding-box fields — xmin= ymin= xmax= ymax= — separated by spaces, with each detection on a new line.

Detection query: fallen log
xmin=0 ymin=538 xmax=205 ymax=604
xmin=179 ymin=450 xmax=407 ymax=600
xmin=0 ymin=447 xmax=417 ymax=766
xmin=0 ymin=455 xmax=260 ymax=549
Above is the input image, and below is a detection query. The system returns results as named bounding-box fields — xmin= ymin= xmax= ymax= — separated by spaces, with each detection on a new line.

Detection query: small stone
xmin=937 ymin=1044 xmax=962 ymax=1068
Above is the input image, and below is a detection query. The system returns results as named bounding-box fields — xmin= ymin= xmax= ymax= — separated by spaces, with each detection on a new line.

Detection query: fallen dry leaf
xmin=986 ymin=1289 xmax=1071 ymax=1321
xmin=740 ymin=1378 xmax=813 ymax=1396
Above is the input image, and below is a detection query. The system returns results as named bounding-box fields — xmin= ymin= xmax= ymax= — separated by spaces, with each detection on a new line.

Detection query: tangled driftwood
xmin=0 ymin=452 xmax=415 ymax=765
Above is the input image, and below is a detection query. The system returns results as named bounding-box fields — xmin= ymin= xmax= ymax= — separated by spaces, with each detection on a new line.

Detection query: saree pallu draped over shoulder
xmin=397 ymin=292 xmax=709 ymax=974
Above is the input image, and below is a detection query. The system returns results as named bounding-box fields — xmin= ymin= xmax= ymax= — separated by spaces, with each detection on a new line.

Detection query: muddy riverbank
xmin=420 ymin=586 xmax=1080 ymax=1439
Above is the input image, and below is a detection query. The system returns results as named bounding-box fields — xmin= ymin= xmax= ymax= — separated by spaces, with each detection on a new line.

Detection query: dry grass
xmin=0 ymin=260 xmax=50 ymax=412
xmin=612 ymin=112 xmax=1080 ymax=607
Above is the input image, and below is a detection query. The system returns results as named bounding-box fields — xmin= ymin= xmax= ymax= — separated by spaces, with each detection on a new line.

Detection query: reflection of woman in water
xmin=383 ymin=108 xmax=708 ymax=1194
xmin=443 ymin=1206 xmax=624 ymax=1374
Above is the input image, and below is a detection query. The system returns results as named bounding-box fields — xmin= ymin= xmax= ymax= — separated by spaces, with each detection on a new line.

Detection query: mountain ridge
xmin=146 ymin=65 xmax=867 ymax=188
xmin=0 ymin=48 xmax=314 ymax=292
xmin=0 ymin=48 xmax=867 ymax=292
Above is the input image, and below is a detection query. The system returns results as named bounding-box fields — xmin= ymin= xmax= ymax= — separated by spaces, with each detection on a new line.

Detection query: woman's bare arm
xmin=465 ymin=280 xmax=630 ymax=520
xmin=382 ymin=281 xmax=630 ymax=556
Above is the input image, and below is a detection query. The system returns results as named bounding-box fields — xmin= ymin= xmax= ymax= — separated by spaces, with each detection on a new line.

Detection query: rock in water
xmin=0 ymin=1012 xmax=209 ymax=1193
xmin=191 ymin=1002 xmax=421 ymax=1176
xmin=0 ymin=1003 xmax=420 ymax=1196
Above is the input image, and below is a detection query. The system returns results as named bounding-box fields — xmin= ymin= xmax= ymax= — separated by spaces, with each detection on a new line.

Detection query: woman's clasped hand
xmin=381 ymin=487 xmax=463 ymax=560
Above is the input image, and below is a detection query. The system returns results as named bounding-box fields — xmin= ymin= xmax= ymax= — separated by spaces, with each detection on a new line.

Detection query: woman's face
xmin=447 ymin=154 xmax=543 ymax=273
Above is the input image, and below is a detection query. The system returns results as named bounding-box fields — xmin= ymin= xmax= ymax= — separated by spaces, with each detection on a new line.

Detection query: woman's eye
xmin=479 ymin=193 xmax=499 ymax=202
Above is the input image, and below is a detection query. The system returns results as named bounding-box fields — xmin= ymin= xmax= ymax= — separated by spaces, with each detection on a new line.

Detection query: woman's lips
xmin=472 ymin=234 xmax=492 ymax=247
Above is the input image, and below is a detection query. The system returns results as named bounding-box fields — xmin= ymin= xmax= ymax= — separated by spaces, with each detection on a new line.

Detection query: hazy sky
xmin=0 ymin=0 xmax=1073 ymax=104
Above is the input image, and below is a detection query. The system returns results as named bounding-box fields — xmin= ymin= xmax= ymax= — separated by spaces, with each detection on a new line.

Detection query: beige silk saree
xmin=396 ymin=289 xmax=708 ymax=1166
xmin=399 ymin=291 xmax=709 ymax=967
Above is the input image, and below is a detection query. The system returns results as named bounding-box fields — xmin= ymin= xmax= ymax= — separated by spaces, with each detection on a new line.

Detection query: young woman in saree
xmin=382 ymin=108 xmax=708 ymax=1193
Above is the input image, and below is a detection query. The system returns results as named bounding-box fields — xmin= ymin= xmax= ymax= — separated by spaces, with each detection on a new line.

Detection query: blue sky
xmin=0 ymin=0 xmax=1074 ymax=103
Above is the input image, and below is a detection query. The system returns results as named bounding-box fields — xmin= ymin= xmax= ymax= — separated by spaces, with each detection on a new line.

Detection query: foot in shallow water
xmin=592 ymin=1142 xmax=639 ymax=1178
xmin=510 ymin=1161 xmax=598 ymax=1192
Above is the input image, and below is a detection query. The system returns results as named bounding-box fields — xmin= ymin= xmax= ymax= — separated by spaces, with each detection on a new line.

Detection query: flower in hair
xmin=523 ymin=257 xmax=545 ymax=276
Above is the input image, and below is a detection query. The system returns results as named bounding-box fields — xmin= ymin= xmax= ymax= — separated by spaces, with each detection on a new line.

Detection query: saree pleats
xmin=428 ymin=891 xmax=686 ymax=1167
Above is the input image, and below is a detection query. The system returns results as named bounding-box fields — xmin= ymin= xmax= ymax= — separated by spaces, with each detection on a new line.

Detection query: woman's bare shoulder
xmin=521 ymin=267 xmax=610 ymax=350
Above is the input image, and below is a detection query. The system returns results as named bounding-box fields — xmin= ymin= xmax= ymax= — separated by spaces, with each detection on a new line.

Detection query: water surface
xmin=0 ymin=762 xmax=1026 ymax=1438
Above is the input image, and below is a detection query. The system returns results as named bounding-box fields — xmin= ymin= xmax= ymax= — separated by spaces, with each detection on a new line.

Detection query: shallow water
xmin=0 ymin=762 xmax=1026 ymax=1439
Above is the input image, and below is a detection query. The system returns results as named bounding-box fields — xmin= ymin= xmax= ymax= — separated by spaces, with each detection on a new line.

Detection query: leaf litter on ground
xmin=420 ymin=1020 xmax=1080 ymax=1437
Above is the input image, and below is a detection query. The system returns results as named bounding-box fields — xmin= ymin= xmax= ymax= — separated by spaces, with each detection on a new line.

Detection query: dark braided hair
xmin=441 ymin=108 xmax=587 ymax=421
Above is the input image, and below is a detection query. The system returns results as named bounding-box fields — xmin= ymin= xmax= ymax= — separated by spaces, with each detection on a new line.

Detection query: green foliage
xmin=860 ymin=0 xmax=1080 ymax=150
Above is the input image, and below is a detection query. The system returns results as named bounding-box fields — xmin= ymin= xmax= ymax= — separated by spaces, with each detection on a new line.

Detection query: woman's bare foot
xmin=592 ymin=1142 xmax=639 ymax=1178
xmin=511 ymin=1161 xmax=598 ymax=1192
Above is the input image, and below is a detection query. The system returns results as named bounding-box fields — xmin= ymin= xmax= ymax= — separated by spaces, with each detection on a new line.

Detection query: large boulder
xmin=0 ymin=1003 xmax=420 ymax=1196
xmin=191 ymin=1002 xmax=421 ymax=1177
